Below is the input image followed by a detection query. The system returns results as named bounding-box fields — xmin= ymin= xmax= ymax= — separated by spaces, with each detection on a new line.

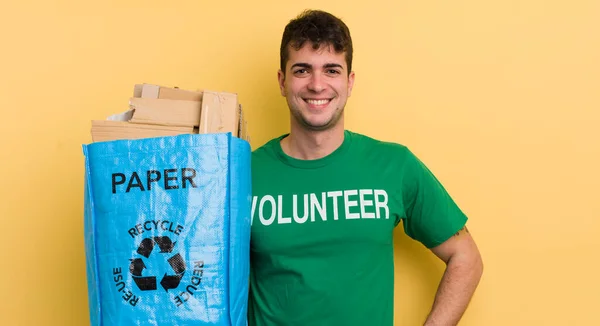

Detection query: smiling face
xmin=278 ymin=42 xmax=355 ymax=132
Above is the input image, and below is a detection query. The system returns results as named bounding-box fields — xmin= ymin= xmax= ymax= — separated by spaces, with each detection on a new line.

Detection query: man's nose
xmin=307 ymin=73 xmax=325 ymax=92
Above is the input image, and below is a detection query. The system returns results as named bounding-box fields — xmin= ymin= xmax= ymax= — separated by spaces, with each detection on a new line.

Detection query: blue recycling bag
xmin=82 ymin=133 xmax=251 ymax=326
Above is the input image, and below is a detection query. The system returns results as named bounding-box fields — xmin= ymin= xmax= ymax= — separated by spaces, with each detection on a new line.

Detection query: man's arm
xmin=424 ymin=226 xmax=483 ymax=326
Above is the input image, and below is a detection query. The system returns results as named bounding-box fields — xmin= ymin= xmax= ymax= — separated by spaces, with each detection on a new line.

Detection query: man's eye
xmin=294 ymin=69 xmax=307 ymax=74
xmin=327 ymin=69 xmax=340 ymax=74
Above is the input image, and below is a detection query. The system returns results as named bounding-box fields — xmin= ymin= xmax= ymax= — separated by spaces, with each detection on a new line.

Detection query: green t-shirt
xmin=248 ymin=130 xmax=468 ymax=326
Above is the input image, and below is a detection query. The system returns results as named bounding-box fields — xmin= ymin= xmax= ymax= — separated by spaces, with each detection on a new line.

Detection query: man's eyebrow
xmin=323 ymin=63 xmax=343 ymax=69
xmin=290 ymin=63 xmax=344 ymax=70
xmin=291 ymin=63 xmax=311 ymax=69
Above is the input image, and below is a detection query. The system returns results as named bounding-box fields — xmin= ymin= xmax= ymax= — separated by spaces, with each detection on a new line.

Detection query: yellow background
xmin=1 ymin=0 xmax=598 ymax=325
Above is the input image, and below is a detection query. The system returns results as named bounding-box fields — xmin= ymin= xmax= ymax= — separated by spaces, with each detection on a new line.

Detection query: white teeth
xmin=306 ymin=99 xmax=329 ymax=105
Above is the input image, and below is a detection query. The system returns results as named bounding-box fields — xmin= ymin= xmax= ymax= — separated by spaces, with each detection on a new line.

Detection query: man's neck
xmin=281 ymin=123 xmax=345 ymax=160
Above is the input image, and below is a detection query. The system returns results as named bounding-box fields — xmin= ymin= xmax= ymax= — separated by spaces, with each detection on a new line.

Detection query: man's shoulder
xmin=251 ymin=135 xmax=284 ymax=162
xmin=347 ymin=130 xmax=411 ymax=156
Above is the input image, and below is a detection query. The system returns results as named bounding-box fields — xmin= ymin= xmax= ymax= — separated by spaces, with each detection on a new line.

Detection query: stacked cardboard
xmin=90 ymin=83 xmax=250 ymax=143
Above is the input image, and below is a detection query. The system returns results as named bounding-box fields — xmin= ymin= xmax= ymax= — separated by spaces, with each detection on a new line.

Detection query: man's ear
xmin=277 ymin=69 xmax=286 ymax=97
xmin=347 ymin=71 xmax=356 ymax=97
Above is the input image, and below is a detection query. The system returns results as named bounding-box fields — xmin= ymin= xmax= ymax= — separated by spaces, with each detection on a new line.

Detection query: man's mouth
xmin=304 ymin=98 xmax=332 ymax=108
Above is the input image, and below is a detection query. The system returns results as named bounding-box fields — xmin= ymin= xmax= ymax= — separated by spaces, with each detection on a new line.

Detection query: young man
xmin=248 ymin=9 xmax=483 ymax=326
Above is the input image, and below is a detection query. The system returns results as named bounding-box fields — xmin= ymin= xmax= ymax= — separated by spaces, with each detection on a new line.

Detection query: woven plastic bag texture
xmin=82 ymin=133 xmax=251 ymax=326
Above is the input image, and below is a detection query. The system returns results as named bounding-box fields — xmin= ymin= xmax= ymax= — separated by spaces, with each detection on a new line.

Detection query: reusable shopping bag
xmin=82 ymin=133 xmax=251 ymax=325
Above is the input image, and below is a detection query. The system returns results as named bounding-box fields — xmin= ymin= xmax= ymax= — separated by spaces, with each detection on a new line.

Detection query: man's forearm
xmin=424 ymin=253 xmax=483 ymax=326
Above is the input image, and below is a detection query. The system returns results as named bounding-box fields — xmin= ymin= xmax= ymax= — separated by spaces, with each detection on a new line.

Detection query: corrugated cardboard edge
xmin=128 ymin=97 xmax=201 ymax=127
xmin=140 ymin=84 xmax=160 ymax=99
xmin=199 ymin=90 xmax=239 ymax=136
xmin=134 ymin=83 xmax=203 ymax=101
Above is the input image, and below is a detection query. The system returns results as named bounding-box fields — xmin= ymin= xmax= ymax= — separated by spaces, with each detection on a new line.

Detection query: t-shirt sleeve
xmin=399 ymin=148 xmax=468 ymax=248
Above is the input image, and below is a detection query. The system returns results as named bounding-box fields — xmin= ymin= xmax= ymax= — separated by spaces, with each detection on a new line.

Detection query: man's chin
xmin=299 ymin=116 xmax=340 ymax=131
xmin=304 ymin=123 xmax=332 ymax=131
xmin=290 ymin=107 xmax=343 ymax=131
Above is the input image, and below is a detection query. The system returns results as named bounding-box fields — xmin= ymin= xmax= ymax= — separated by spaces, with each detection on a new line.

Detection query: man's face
xmin=278 ymin=42 xmax=355 ymax=131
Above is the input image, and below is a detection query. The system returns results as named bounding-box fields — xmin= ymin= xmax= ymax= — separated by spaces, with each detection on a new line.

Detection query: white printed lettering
xmin=344 ymin=190 xmax=360 ymax=219
xmin=259 ymin=195 xmax=276 ymax=225
xmin=252 ymin=189 xmax=390 ymax=226
xmin=277 ymin=195 xmax=292 ymax=224
xmin=359 ymin=189 xmax=375 ymax=219
xmin=251 ymin=196 xmax=258 ymax=226
xmin=327 ymin=191 xmax=342 ymax=220
xmin=310 ymin=193 xmax=327 ymax=222
xmin=293 ymin=194 xmax=309 ymax=224
xmin=374 ymin=190 xmax=389 ymax=219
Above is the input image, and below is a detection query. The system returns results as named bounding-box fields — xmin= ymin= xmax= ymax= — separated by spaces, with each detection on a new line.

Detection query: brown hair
xmin=280 ymin=10 xmax=353 ymax=75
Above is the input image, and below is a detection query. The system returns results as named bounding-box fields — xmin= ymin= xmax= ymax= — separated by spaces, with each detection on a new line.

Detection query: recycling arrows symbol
xmin=129 ymin=236 xmax=186 ymax=292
